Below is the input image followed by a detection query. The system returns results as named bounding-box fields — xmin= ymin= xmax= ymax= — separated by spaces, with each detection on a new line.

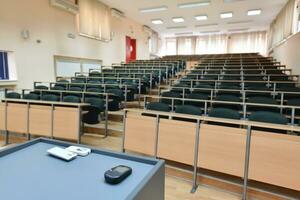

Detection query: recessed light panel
xmin=195 ymin=23 xmax=218 ymax=27
xmin=167 ymin=26 xmax=187 ymax=30
xmin=195 ymin=15 xmax=208 ymax=21
xmin=172 ymin=17 xmax=185 ymax=23
xmin=220 ymin=12 xmax=233 ymax=19
xmin=152 ymin=19 xmax=164 ymax=25
xmin=248 ymin=9 xmax=261 ymax=16
xmin=228 ymin=28 xmax=250 ymax=32
xmin=139 ymin=6 xmax=168 ymax=13
xmin=178 ymin=1 xmax=210 ymax=9
xmin=200 ymin=30 xmax=220 ymax=34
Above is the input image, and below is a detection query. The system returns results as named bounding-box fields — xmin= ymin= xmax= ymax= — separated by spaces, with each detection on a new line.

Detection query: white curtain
xmin=268 ymin=0 xmax=297 ymax=49
xmin=177 ymin=37 xmax=196 ymax=55
xmin=150 ymin=32 xmax=159 ymax=54
xmin=165 ymin=38 xmax=177 ymax=55
xmin=228 ymin=31 xmax=267 ymax=55
xmin=195 ymin=34 xmax=228 ymax=54
xmin=78 ymin=0 xmax=112 ymax=42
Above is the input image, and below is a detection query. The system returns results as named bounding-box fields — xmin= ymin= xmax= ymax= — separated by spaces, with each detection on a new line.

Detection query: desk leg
xmin=191 ymin=120 xmax=201 ymax=193
xmin=5 ymin=131 xmax=9 ymax=145
xmin=242 ymin=126 xmax=252 ymax=200
xmin=104 ymin=95 xmax=109 ymax=138
xmin=78 ymin=106 xmax=82 ymax=144
xmin=121 ymin=111 xmax=127 ymax=152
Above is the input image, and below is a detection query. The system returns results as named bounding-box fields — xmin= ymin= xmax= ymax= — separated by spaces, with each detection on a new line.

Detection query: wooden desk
xmin=123 ymin=109 xmax=300 ymax=195
xmin=0 ymin=99 xmax=89 ymax=143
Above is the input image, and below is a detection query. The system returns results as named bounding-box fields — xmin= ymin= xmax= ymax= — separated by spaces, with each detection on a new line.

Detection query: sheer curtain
xmin=268 ymin=0 xmax=297 ymax=48
xmin=177 ymin=37 xmax=196 ymax=55
xmin=78 ymin=0 xmax=112 ymax=42
xmin=195 ymin=34 xmax=228 ymax=54
xmin=228 ymin=31 xmax=267 ymax=55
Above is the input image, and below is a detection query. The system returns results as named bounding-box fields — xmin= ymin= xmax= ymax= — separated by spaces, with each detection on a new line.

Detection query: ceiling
xmin=100 ymin=0 xmax=288 ymax=37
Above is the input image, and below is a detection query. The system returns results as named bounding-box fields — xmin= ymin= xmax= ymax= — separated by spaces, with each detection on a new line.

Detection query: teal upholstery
xmin=208 ymin=108 xmax=241 ymax=120
xmin=146 ymin=102 xmax=170 ymax=112
xmin=186 ymin=93 xmax=209 ymax=107
xmin=247 ymin=96 xmax=278 ymax=112
xmin=35 ymin=85 xmax=48 ymax=90
xmin=5 ymin=92 xmax=21 ymax=99
xmin=23 ymin=93 xmax=40 ymax=100
xmin=249 ymin=111 xmax=288 ymax=125
xmin=161 ymin=92 xmax=182 ymax=106
xmin=63 ymin=95 xmax=81 ymax=103
xmin=175 ymin=105 xmax=202 ymax=116
xmin=41 ymin=94 xmax=59 ymax=102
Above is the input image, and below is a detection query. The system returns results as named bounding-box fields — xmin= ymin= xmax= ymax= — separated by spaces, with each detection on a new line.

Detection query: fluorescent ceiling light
xmin=167 ymin=26 xmax=187 ymax=29
xmin=227 ymin=20 xmax=252 ymax=24
xmin=178 ymin=1 xmax=210 ymax=9
xmin=228 ymin=28 xmax=249 ymax=32
xmin=195 ymin=15 xmax=208 ymax=21
xmin=223 ymin=0 xmax=245 ymax=3
xmin=220 ymin=12 xmax=233 ymax=19
xmin=175 ymin=32 xmax=194 ymax=36
xmin=248 ymin=9 xmax=261 ymax=16
xmin=172 ymin=17 xmax=185 ymax=23
xmin=200 ymin=30 xmax=220 ymax=34
xmin=139 ymin=6 xmax=168 ymax=13
xmin=195 ymin=23 xmax=218 ymax=27
xmin=151 ymin=19 xmax=164 ymax=25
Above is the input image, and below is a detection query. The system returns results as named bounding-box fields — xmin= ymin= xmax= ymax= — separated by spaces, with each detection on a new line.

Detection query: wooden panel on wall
xmin=158 ymin=119 xmax=197 ymax=165
xmin=198 ymin=124 xmax=247 ymax=177
xmin=53 ymin=106 xmax=79 ymax=140
xmin=249 ymin=131 xmax=300 ymax=191
xmin=124 ymin=113 xmax=157 ymax=156
xmin=0 ymin=103 xmax=5 ymax=130
xmin=29 ymin=105 xmax=52 ymax=137
xmin=7 ymin=103 xmax=27 ymax=133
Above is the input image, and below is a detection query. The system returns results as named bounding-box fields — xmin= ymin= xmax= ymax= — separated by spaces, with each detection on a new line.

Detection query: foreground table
xmin=0 ymin=138 xmax=165 ymax=200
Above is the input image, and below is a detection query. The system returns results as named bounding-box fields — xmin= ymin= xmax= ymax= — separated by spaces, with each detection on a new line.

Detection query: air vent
xmin=50 ymin=0 xmax=79 ymax=14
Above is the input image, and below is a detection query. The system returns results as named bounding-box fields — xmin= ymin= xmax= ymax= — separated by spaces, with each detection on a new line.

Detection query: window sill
xmin=0 ymin=80 xmax=17 ymax=86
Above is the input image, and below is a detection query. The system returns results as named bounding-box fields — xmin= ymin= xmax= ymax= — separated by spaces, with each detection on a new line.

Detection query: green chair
xmin=63 ymin=95 xmax=81 ymax=103
xmin=214 ymin=94 xmax=241 ymax=110
xmin=35 ymin=85 xmax=48 ymax=90
xmin=161 ymin=92 xmax=182 ymax=106
xmin=5 ymin=92 xmax=21 ymax=99
xmin=186 ymin=93 xmax=209 ymax=107
xmin=247 ymin=96 xmax=279 ymax=112
xmin=175 ymin=105 xmax=202 ymax=116
xmin=107 ymin=89 xmax=123 ymax=111
xmin=41 ymin=94 xmax=59 ymax=102
xmin=249 ymin=111 xmax=288 ymax=125
xmin=83 ymin=98 xmax=105 ymax=125
xmin=146 ymin=102 xmax=170 ymax=112
xmin=208 ymin=108 xmax=241 ymax=120
xmin=23 ymin=93 xmax=40 ymax=100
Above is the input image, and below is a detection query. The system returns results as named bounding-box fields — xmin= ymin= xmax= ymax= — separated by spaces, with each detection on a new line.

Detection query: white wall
xmin=0 ymin=0 xmax=150 ymax=88
xmin=270 ymin=32 xmax=300 ymax=75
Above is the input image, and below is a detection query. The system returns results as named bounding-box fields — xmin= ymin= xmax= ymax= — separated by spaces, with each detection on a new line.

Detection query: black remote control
xmin=104 ymin=165 xmax=132 ymax=185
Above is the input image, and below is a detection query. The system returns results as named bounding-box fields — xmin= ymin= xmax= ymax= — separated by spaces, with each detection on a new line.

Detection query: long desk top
xmin=125 ymin=108 xmax=300 ymax=132
xmin=1 ymin=98 xmax=89 ymax=107
xmin=0 ymin=138 xmax=164 ymax=200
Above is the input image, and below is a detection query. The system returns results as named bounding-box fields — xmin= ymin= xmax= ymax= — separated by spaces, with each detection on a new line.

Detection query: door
xmin=125 ymin=36 xmax=137 ymax=63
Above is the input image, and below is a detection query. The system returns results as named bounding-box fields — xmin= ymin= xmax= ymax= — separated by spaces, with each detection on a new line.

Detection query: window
xmin=165 ymin=38 xmax=177 ymax=55
xmin=78 ymin=0 xmax=112 ymax=42
xmin=55 ymin=56 xmax=102 ymax=77
xmin=0 ymin=52 xmax=9 ymax=80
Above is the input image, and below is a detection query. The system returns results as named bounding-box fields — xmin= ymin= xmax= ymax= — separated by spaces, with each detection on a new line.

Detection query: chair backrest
xmin=85 ymin=97 xmax=105 ymax=111
xmin=287 ymin=98 xmax=300 ymax=106
xmin=63 ymin=95 xmax=81 ymax=103
xmin=215 ymin=94 xmax=240 ymax=102
xmin=175 ymin=105 xmax=202 ymax=116
xmin=41 ymin=94 xmax=59 ymax=102
xmin=146 ymin=102 xmax=170 ymax=112
xmin=247 ymin=96 xmax=278 ymax=105
xmin=249 ymin=111 xmax=288 ymax=125
xmin=51 ymin=86 xmax=65 ymax=91
xmin=35 ymin=85 xmax=48 ymax=90
xmin=23 ymin=93 xmax=40 ymax=100
xmin=69 ymin=87 xmax=83 ymax=92
xmin=5 ymin=92 xmax=21 ymax=99
xmin=187 ymin=93 xmax=209 ymax=100
xmin=208 ymin=108 xmax=241 ymax=120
